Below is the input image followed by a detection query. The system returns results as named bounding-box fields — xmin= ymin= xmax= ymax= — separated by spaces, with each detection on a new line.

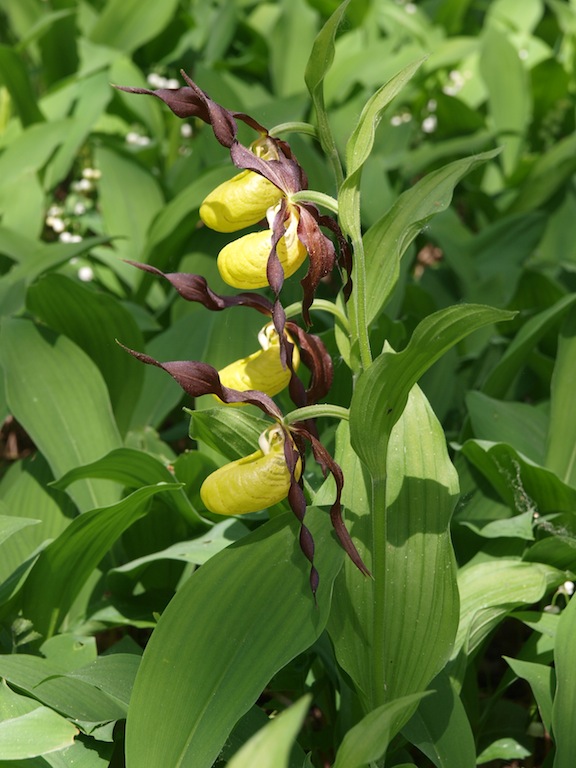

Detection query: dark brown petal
xmin=296 ymin=428 xmax=371 ymax=578
xmin=317 ymin=213 xmax=353 ymax=302
xmin=125 ymin=261 xmax=274 ymax=316
xmin=286 ymin=323 xmax=334 ymax=405
xmin=118 ymin=345 xmax=283 ymax=420
xmin=283 ymin=432 xmax=319 ymax=599
xmin=230 ymin=142 xmax=306 ymax=196
xmin=296 ymin=205 xmax=337 ymax=326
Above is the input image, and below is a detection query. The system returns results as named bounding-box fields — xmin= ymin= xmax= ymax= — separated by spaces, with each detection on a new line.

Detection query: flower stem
xmin=283 ymin=404 xmax=349 ymax=425
xmin=290 ymin=190 xmax=339 ymax=214
xmin=284 ymin=298 xmax=350 ymax=332
xmin=269 ymin=121 xmax=318 ymax=139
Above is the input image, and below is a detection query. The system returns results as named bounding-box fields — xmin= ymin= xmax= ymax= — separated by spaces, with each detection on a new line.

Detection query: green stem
xmin=349 ymin=231 xmax=373 ymax=372
xmin=284 ymin=298 xmax=350 ymax=332
xmin=283 ymin=404 xmax=349 ymax=425
xmin=269 ymin=121 xmax=318 ymax=139
xmin=290 ymin=190 xmax=339 ymax=214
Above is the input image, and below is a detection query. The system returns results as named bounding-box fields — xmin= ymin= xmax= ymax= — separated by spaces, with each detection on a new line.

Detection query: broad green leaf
xmin=0 ymin=119 xmax=68 ymax=186
xmin=0 ymin=515 xmax=39 ymax=548
xmin=0 ymin=455 xmax=74 ymax=585
xmin=452 ymin=560 xmax=564 ymax=664
xmin=270 ymin=0 xmax=318 ymax=98
xmin=0 ymin=736 xmax=113 ymax=768
xmin=402 ymin=672 xmax=476 ymax=768
xmin=363 ymin=150 xmax=500 ymax=324
xmin=545 ymin=306 xmax=576 ymax=486
xmin=0 ymin=682 xmax=77 ymax=760
xmin=0 ymin=45 xmax=44 ymax=125
xmin=483 ymin=293 xmax=576 ymax=398
xmin=332 ymin=693 xmax=427 ymax=768
xmin=51 ymin=447 xmax=206 ymax=529
xmin=0 ymin=319 xmax=122 ymax=512
xmin=43 ymin=71 xmax=112 ymax=189
xmin=125 ymin=510 xmax=343 ymax=768
xmin=227 ymin=695 xmax=310 ymax=768
xmin=108 ymin=519 xmax=249 ymax=585
xmin=0 ymin=237 xmax=111 ymax=317
xmin=189 ymin=407 xmax=271 ymax=462
xmin=508 ymin=131 xmax=576 ymax=215
xmin=27 ymin=274 xmax=145 ymax=436
xmin=350 ymin=304 xmax=513 ymax=476
xmin=480 ymin=26 xmax=530 ymax=175
xmin=21 ymin=483 xmax=181 ymax=638
xmin=466 ymin=391 xmax=548 ymax=465
xmin=89 ymin=0 xmax=181 ymax=53
xmin=552 ymin=595 xmax=576 ymax=767
xmin=504 ymin=657 xmax=554 ymax=734
xmin=95 ymin=146 xmax=164 ymax=264
xmin=0 ymin=656 xmax=126 ymax=727
xmin=460 ymin=440 xmax=576 ymax=515
xmin=65 ymin=654 xmax=141 ymax=709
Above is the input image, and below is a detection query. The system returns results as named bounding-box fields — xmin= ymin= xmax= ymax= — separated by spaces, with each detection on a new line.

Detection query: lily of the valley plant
xmin=119 ymin=75 xmax=367 ymax=595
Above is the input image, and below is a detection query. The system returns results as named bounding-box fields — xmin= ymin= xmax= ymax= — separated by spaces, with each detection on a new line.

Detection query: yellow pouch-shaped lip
xmin=200 ymin=427 xmax=301 ymax=515
xmin=217 ymin=208 xmax=307 ymax=290
xmin=218 ymin=324 xmax=300 ymax=397
xmin=200 ymin=170 xmax=284 ymax=233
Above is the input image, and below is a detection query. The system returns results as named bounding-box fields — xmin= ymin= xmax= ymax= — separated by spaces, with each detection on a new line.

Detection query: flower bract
xmin=200 ymin=426 xmax=301 ymax=515
xmin=217 ymin=323 xmax=299 ymax=397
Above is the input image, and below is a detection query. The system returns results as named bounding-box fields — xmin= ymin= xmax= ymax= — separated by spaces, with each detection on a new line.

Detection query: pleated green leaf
xmin=331 ymin=387 xmax=459 ymax=717
xmin=21 ymin=483 xmax=181 ymax=638
xmin=51 ymin=447 xmax=206 ymax=529
xmin=363 ymin=150 xmax=500 ymax=324
xmin=0 ymin=319 xmax=122 ymax=512
xmin=552 ymin=594 xmax=576 ymax=768
xmin=226 ymin=695 xmax=310 ymax=768
xmin=125 ymin=510 xmax=343 ymax=768
xmin=304 ymin=0 xmax=350 ymax=183
xmin=350 ymin=304 xmax=513 ymax=477
xmin=332 ymin=692 xmax=428 ymax=768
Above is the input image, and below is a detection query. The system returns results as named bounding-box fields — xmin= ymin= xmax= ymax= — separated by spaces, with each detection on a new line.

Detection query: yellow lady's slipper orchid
xmin=218 ymin=323 xmax=299 ymax=397
xmin=200 ymin=170 xmax=284 ymax=233
xmin=200 ymin=426 xmax=301 ymax=515
xmin=217 ymin=204 xmax=307 ymax=289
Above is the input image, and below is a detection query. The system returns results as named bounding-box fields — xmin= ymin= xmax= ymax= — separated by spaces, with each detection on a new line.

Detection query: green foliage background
xmin=1 ymin=0 xmax=576 ymax=766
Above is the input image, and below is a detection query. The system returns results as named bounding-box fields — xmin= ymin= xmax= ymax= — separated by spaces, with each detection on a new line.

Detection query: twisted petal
xmin=200 ymin=170 xmax=284 ymax=233
xmin=200 ymin=426 xmax=301 ymax=515
xmin=218 ymin=324 xmax=300 ymax=397
xmin=217 ymin=208 xmax=307 ymax=290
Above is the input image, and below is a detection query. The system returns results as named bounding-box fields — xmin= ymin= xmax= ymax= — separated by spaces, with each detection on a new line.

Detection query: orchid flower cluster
xmin=118 ymin=72 xmax=367 ymax=596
